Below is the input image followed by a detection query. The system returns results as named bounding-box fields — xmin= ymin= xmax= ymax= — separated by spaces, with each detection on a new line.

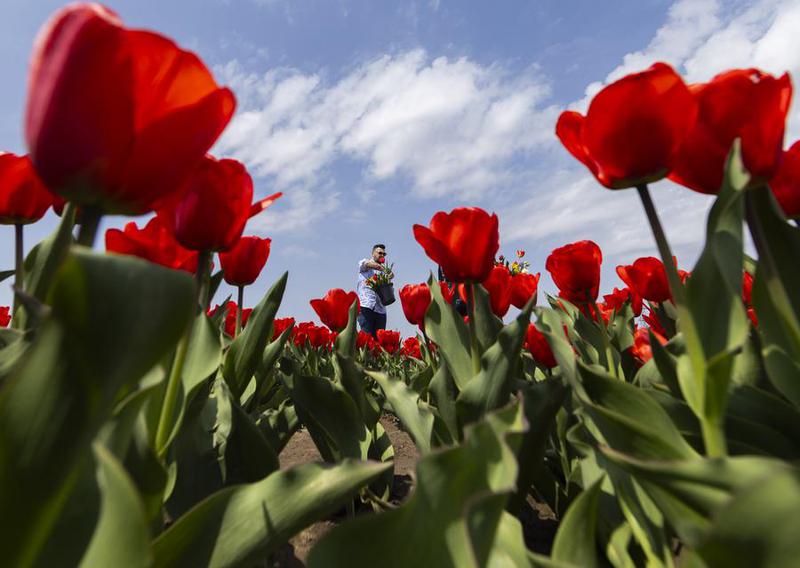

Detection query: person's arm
xmin=359 ymin=259 xmax=384 ymax=272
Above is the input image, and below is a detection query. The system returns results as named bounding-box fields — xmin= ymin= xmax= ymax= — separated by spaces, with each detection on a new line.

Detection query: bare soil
xmin=270 ymin=415 xmax=557 ymax=566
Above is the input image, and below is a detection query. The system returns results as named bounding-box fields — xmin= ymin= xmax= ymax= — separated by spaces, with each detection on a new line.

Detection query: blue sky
xmin=2 ymin=0 xmax=799 ymax=336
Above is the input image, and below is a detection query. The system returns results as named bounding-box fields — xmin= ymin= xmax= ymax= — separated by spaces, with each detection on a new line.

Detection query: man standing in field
xmin=357 ymin=244 xmax=388 ymax=336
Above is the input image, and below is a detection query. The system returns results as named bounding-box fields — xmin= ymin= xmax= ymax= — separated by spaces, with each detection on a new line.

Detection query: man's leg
xmin=360 ymin=307 xmax=376 ymax=335
xmin=376 ymin=311 xmax=387 ymax=333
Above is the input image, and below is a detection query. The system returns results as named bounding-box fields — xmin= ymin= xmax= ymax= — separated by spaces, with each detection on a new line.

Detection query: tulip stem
xmin=637 ymin=184 xmax=726 ymax=457
xmin=235 ymin=285 xmax=244 ymax=338
xmin=76 ymin=207 xmax=101 ymax=248
xmin=12 ymin=224 xmax=23 ymax=321
xmin=155 ymin=250 xmax=211 ymax=458
xmin=636 ymin=185 xmax=686 ymax=304
xmin=467 ymin=282 xmax=481 ymax=375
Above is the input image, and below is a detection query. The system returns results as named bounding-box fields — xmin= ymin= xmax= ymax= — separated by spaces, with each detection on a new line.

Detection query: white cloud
xmin=214 ymin=51 xmax=557 ymax=230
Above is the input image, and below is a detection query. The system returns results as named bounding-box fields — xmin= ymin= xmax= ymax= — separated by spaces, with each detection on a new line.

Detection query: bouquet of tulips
xmin=365 ymin=262 xmax=395 ymax=291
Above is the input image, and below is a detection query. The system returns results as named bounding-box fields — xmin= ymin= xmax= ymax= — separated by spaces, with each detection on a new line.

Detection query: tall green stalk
xmin=636 ymin=184 xmax=727 ymax=457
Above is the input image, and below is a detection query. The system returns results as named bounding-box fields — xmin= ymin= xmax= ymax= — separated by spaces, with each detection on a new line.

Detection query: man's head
xmin=372 ymin=243 xmax=386 ymax=263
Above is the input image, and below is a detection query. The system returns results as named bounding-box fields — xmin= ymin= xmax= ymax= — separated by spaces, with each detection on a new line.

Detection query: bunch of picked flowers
xmin=366 ymin=262 xmax=395 ymax=291
xmin=495 ymin=249 xmax=530 ymax=276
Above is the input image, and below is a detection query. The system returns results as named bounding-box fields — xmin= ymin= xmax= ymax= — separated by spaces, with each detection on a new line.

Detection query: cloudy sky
xmin=2 ymin=0 xmax=799 ymax=335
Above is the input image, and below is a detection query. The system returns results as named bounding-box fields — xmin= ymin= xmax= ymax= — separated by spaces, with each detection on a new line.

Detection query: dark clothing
xmin=358 ymin=306 xmax=387 ymax=337
xmin=437 ymin=266 xmax=468 ymax=317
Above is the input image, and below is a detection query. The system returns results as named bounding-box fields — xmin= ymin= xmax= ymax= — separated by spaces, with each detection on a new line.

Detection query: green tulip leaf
xmin=370 ymin=371 xmax=435 ymax=454
xmin=456 ymin=301 xmax=533 ymax=425
xmin=223 ymin=272 xmax=288 ymax=399
xmin=551 ymin=477 xmax=603 ymax=568
xmin=0 ymin=250 xmax=194 ymax=566
xmin=153 ymin=460 xmax=391 ymax=567
xmin=79 ymin=444 xmax=150 ymax=568
xmin=424 ymin=273 xmax=473 ymax=391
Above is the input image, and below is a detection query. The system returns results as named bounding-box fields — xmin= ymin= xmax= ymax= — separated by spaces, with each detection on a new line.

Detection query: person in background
xmin=357 ymin=244 xmax=388 ymax=336
xmin=438 ymin=265 xmax=468 ymax=317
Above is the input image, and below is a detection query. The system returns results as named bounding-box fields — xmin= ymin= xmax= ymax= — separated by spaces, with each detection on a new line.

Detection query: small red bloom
xmin=159 ymin=155 xmax=253 ymax=252
xmin=0 ymin=153 xmax=55 ymax=224
xmin=742 ymin=271 xmax=754 ymax=305
xmin=376 ymin=329 xmax=401 ymax=354
xmin=770 ymin=140 xmax=800 ymax=218
xmin=510 ymin=272 xmax=540 ymax=309
xmin=272 ymin=317 xmax=295 ymax=341
xmin=25 ymin=4 xmax=235 ymax=215
xmin=603 ymin=286 xmax=643 ymax=316
xmin=105 ymin=216 xmax=199 ymax=272
xmin=439 ymin=281 xmax=456 ymax=304
xmin=209 ymin=301 xmax=251 ymax=337
xmin=413 ymin=207 xmax=499 ymax=282
xmin=631 ymin=326 xmax=667 ymax=367
xmin=556 ymin=63 xmax=696 ymax=189
xmin=669 ymin=69 xmax=792 ymax=194
xmin=399 ymin=283 xmax=431 ymax=328
xmin=0 ymin=306 xmax=10 ymax=327
xmin=616 ymin=257 xmax=672 ymax=303
xmin=357 ymin=331 xmax=377 ymax=351
xmin=399 ymin=336 xmax=422 ymax=360
xmin=525 ymin=324 xmax=557 ymax=368
xmin=219 ymin=236 xmax=271 ymax=286
xmin=310 ymin=289 xmax=359 ymax=332
xmin=546 ymin=240 xmax=602 ymax=304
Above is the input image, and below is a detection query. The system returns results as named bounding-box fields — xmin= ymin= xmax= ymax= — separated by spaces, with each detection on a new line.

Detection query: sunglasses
xmin=377 ymin=252 xmax=387 ymax=256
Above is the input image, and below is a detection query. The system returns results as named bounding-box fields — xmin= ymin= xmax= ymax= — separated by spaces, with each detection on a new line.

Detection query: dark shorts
xmin=358 ymin=306 xmax=386 ymax=337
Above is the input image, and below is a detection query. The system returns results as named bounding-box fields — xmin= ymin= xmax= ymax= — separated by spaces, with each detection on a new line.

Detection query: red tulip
xmin=400 ymin=283 xmax=431 ymax=328
xmin=482 ymin=265 xmax=513 ymax=317
xmin=105 ymin=216 xmax=198 ymax=272
xmin=616 ymin=257 xmax=671 ymax=303
xmin=0 ymin=153 xmax=55 ymax=224
xmin=603 ymin=286 xmax=643 ymax=316
xmin=525 ymin=324 xmax=557 ymax=368
xmin=642 ymin=308 xmax=668 ymax=338
xmin=208 ymin=301 xmax=252 ymax=337
xmin=556 ymin=63 xmax=696 ymax=189
xmin=439 ymin=281 xmax=456 ymax=304
xmin=669 ymin=69 xmax=792 ymax=194
xmin=413 ymin=207 xmax=499 ymax=282
xmin=545 ymin=240 xmax=602 ymax=304
xmin=272 ymin=317 xmax=295 ymax=341
xmin=25 ymin=4 xmax=235 ymax=215
xmin=0 ymin=306 xmax=10 ymax=327
xmin=510 ymin=272 xmax=540 ymax=309
xmin=631 ymin=326 xmax=667 ymax=367
xmin=770 ymin=141 xmax=800 ymax=218
xmin=292 ymin=322 xmax=331 ymax=349
xmin=357 ymin=331 xmax=377 ymax=351
xmin=159 ymin=155 xmax=253 ymax=252
xmin=399 ymin=336 xmax=422 ymax=360
xmin=376 ymin=329 xmax=401 ymax=354
xmin=310 ymin=289 xmax=359 ymax=332
xmin=308 ymin=324 xmax=332 ymax=349
xmin=219 ymin=236 xmax=271 ymax=286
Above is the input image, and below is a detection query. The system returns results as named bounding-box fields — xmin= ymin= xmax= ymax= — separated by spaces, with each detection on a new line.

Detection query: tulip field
xmin=2 ymin=4 xmax=800 ymax=568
